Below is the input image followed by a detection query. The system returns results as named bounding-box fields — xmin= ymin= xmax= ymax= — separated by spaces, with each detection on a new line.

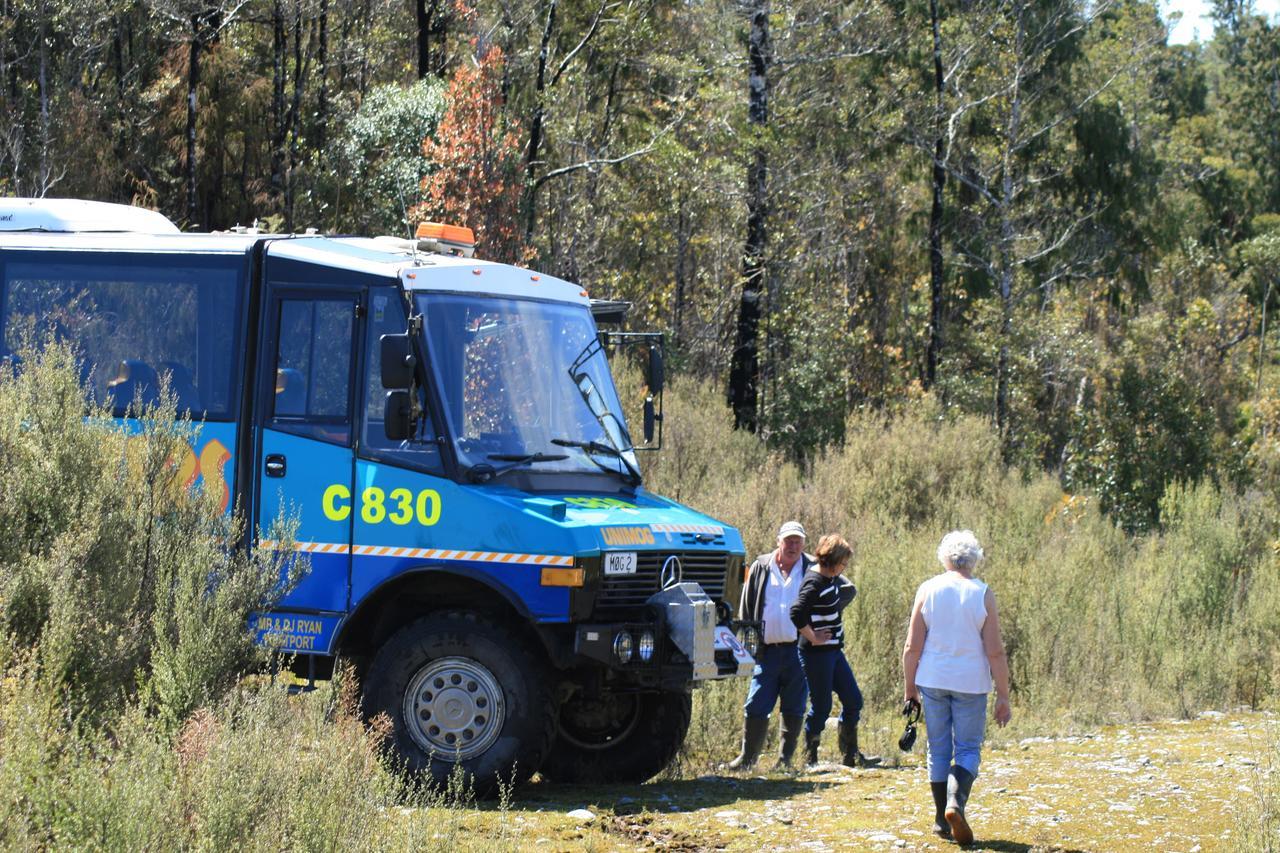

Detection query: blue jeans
xmin=919 ymin=686 xmax=988 ymax=782
xmin=799 ymin=648 xmax=863 ymax=737
xmin=743 ymin=643 xmax=809 ymax=719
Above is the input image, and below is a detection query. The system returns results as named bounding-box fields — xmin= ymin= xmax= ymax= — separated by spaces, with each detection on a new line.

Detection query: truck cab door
xmin=256 ymin=287 xmax=362 ymax=612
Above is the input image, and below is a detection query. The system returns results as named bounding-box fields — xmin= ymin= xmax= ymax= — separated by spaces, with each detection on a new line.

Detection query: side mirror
xmin=646 ymin=345 xmax=664 ymax=394
xmin=383 ymin=390 xmax=415 ymax=441
xmin=380 ymin=334 xmax=416 ymax=389
xmin=643 ymin=396 xmax=656 ymax=443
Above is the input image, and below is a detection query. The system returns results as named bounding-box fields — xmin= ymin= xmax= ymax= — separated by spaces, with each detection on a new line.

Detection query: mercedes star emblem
xmin=660 ymin=555 xmax=683 ymax=589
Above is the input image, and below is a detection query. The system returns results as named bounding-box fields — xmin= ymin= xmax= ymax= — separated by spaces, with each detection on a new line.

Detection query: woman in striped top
xmin=790 ymin=534 xmax=879 ymax=767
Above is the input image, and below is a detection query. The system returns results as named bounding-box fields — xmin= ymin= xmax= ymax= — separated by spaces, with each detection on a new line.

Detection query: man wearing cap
xmin=727 ymin=520 xmax=814 ymax=770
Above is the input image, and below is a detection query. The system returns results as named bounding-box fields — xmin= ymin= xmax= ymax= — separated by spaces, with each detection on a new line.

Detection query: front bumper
xmin=573 ymin=582 xmax=754 ymax=687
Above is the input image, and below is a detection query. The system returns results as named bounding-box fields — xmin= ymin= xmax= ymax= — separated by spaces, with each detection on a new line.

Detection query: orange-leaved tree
xmin=414 ymin=43 xmax=526 ymax=265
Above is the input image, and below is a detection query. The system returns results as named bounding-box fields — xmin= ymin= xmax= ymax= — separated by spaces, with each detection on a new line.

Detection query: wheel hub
xmin=557 ymin=692 xmax=641 ymax=751
xmin=404 ymin=656 xmax=505 ymax=761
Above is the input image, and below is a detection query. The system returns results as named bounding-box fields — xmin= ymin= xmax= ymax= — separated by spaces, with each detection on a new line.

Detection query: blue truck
xmin=0 ymin=198 xmax=757 ymax=790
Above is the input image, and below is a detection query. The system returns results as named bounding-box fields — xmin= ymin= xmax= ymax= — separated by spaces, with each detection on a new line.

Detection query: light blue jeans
xmin=919 ymin=686 xmax=988 ymax=782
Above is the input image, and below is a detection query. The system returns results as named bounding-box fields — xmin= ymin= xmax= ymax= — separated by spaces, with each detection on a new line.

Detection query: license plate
xmin=603 ymin=551 xmax=637 ymax=576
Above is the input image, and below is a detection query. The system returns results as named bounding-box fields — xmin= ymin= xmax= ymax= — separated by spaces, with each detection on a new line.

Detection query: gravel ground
xmin=489 ymin=711 xmax=1278 ymax=852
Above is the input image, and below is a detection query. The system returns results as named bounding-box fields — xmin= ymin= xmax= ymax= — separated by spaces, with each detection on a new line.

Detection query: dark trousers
xmin=743 ymin=642 xmax=809 ymax=719
xmin=799 ymin=647 xmax=863 ymax=737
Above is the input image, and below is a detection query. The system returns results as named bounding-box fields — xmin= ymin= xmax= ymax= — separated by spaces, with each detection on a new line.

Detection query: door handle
xmin=265 ymin=454 xmax=287 ymax=477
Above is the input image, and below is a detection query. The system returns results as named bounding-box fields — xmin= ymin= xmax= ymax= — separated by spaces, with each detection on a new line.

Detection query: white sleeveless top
xmin=913 ymin=572 xmax=993 ymax=694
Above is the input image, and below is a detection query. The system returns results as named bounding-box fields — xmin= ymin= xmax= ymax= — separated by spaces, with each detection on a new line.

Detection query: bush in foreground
xmin=0 ymin=343 xmax=523 ymax=848
xmin=0 ymin=342 xmax=299 ymax=726
xmin=0 ymin=662 xmax=512 ymax=850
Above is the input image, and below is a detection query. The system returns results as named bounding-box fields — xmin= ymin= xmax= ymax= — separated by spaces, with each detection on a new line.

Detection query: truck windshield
xmin=416 ymin=292 xmax=639 ymax=482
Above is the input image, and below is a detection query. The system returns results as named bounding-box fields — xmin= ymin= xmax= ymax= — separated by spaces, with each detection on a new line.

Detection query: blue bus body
xmin=0 ymin=200 xmax=754 ymax=789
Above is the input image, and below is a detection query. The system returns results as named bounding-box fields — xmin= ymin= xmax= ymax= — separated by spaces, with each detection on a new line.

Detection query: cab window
xmin=360 ymin=287 xmax=442 ymax=472
xmin=269 ymin=296 xmax=355 ymax=445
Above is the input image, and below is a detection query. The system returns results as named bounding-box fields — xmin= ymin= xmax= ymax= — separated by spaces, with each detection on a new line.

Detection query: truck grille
xmin=596 ymin=551 xmax=731 ymax=616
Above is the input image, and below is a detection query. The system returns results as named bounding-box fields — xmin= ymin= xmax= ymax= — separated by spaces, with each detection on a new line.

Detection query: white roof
xmin=266 ymin=239 xmax=587 ymax=303
xmin=0 ymin=200 xmax=589 ymax=306
xmin=0 ymin=198 xmax=180 ymax=234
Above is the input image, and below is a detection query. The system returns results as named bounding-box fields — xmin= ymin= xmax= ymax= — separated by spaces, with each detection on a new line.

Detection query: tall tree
xmin=1224 ymin=18 xmax=1280 ymax=214
xmin=924 ymin=0 xmax=947 ymax=389
xmin=932 ymin=0 xmax=1155 ymax=440
xmin=147 ymin=0 xmax=250 ymax=227
xmin=415 ymin=0 xmax=454 ymax=78
xmin=415 ymin=44 xmax=525 ymax=263
xmin=512 ymin=0 xmax=654 ymax=250
xmin=728 ymin=0 xmax=771 ymax=431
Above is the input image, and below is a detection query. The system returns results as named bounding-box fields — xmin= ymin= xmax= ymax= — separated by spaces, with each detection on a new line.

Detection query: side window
xmin=360 ymin=287 xmax=442 ymax=472
xmin=1 ymin=257 xmax=241 ymax=419
xmin=270 ymin=296 xmax=354 ymax=445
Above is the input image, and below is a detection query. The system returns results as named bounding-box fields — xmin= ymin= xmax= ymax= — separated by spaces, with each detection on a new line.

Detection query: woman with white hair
xmin=902 ymin=530 xmax=1011 ymax=845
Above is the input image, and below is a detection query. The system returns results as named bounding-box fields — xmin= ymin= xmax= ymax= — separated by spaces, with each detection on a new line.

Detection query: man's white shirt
xmin=761 ymin=554 xmax=804 ymax=644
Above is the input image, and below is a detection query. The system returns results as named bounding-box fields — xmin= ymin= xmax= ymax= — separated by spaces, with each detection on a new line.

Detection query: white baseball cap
xmin=777 ymin=520 xmax=806 ymax=540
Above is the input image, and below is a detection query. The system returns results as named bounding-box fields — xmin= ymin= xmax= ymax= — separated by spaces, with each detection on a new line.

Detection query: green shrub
xmin=0 ymin=341 xmax=525 ymax=847
xmin=650 ymin=375 xmax=1280 ymax=773
xmin=0 ymin=663 xmax=501 ymax=850
xmin=0 ymin=340 xmax=298 ymax=726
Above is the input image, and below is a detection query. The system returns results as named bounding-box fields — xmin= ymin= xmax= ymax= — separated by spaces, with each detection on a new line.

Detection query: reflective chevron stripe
xmin=259 ymin=540 xmax=575 ymax=567
xmin=650 ymin=523 xmax=725 ymax=535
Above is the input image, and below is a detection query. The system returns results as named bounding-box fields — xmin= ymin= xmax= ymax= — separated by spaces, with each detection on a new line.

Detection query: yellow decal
xmin=565 ymin=496 xmax=638 ymax=510
xmin=388 ymin=488 xmax=414 ymax=525
xmin=175 ymin=444 xmax=199 ymax=490
xmin=602 ymin=526 xmax=656 ymax=546
xmin=199 ymin=440 xmax=232 ymax=512
xmin=415 ymin=489 xmax=442 ymax=525
xmin=325 ymin=485 xmax=442 ymax=527
xmin=160 ymin=437 xmax=231 ymax=512
xmin=255 ymin=614 xmax=323 ymax=651
xmin=361 ymin=487 xmax=387 ymax=523
xmin=323 ymin=483 xmax=352 ymax=521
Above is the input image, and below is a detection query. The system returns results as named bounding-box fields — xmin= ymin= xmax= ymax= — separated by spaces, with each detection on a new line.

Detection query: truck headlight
xmin=613 ymin=630 xmax=634 ymax=664
xmin=736 ymin=625 xmax=760 ymax=657
xmin=638 ymin=629 xmax=656 ymax=662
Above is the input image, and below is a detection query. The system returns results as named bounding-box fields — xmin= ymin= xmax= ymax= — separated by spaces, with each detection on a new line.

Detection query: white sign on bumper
xmin=713 ymin=625 xmax=755 ymax=676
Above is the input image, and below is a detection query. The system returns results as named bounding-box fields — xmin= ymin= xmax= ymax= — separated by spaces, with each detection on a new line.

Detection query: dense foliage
xmin=4 ymin=0 xmax=1280 ymax=528
xmin=0 ymin=345 xmax=495 ymax=848
xmin=0 ymin=343 xmax=300 ymax=727
xmin=642 ymin=375 xmax=1280 ymax=766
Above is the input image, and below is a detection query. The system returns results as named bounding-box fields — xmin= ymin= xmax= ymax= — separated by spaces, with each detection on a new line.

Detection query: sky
xmin=1163 ymin=0 xmax=1280 ymax=44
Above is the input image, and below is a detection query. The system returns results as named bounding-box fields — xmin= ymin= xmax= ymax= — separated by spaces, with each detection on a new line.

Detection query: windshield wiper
xmin=468 ymin=451 xmax=569 ymax=483
xmin=563 ymin=346 xmax=640 ymax=485
xmin=550 ymin=438 xmax=641 ymax=485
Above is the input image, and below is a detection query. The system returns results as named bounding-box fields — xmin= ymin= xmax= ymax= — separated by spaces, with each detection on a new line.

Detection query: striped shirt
xmin=790 ymin=569 xmax=857 ymax=651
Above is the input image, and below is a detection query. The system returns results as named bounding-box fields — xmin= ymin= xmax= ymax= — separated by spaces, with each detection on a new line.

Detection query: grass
xmin=1234 ymin=720 xmax=1280 ymax=852
xmin=3 ymin=347 xmax=1280 ymax=847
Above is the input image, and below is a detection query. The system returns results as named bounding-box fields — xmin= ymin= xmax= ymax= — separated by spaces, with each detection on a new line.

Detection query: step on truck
xmin=0 ymin=198 xmax=758 ymax=790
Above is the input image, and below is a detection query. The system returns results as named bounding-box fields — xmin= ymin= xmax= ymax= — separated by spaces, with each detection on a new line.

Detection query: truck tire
xmin=361 ymin=611 xmax=555 ymax=795
xmin=539 ymin=689 xmax=692 ymax=784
